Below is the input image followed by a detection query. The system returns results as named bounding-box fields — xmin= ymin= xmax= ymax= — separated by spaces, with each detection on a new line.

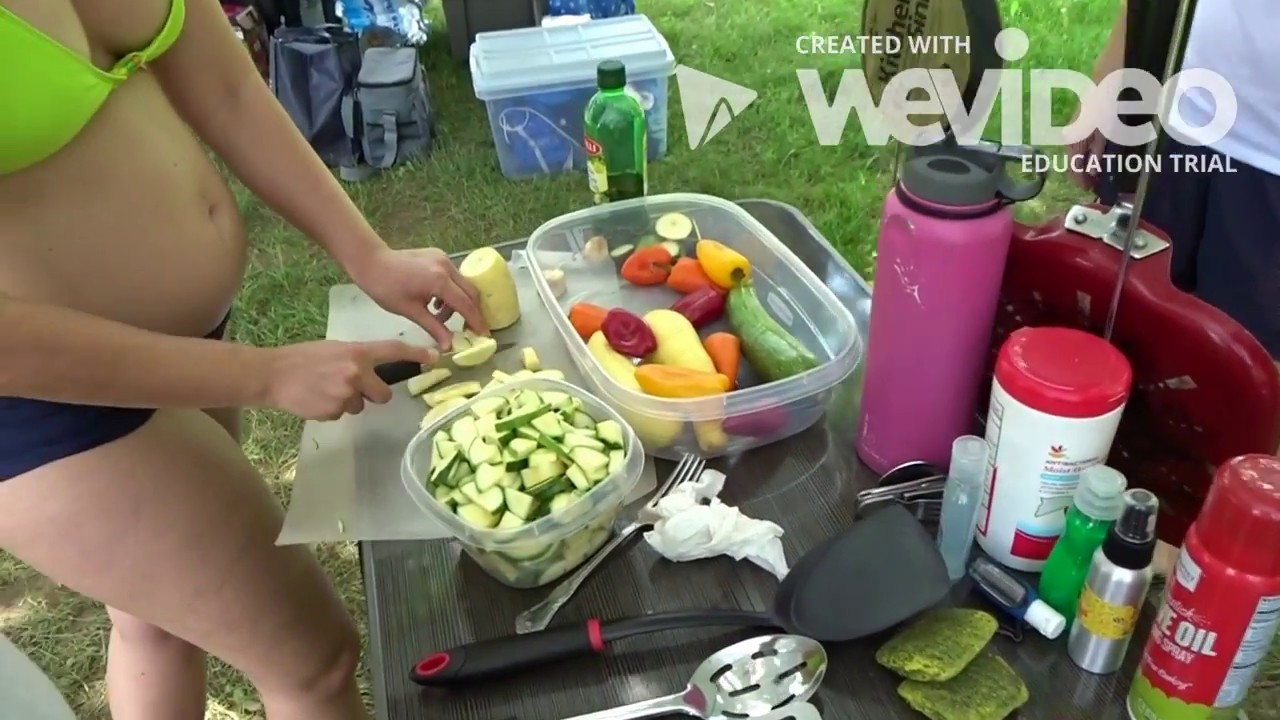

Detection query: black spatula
xmin=410 ymin=504 xmax=951 ymax=686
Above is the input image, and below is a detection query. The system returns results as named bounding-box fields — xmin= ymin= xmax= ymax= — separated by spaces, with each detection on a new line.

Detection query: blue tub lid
xmin=470 ymin=15 xmax=676 ymax=101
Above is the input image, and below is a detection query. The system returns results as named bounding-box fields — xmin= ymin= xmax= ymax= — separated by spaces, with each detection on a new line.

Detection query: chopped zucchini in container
xmin=418 ymin=384 xmax=634 ymax=567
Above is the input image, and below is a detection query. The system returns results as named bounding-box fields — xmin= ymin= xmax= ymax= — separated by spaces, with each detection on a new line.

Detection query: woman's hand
xmin=353 ymin=248 xmax=489 ymax=349
xmin=262 ymin=339 xmax=436 ymax=421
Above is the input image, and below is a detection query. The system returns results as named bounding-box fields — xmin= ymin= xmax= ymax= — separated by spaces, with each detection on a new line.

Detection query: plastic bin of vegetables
xmin=402 ymin=377 xmax=644 ymax=588
xmin=526 ymin=193 xmax=863 ymax=459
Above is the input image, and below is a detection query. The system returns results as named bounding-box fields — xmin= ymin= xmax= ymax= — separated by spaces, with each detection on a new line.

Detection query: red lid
xmin=1194 ymin=455 xmax=1280 ymax=577
xmin=994 ymin=327 xmax=1133 ymax=418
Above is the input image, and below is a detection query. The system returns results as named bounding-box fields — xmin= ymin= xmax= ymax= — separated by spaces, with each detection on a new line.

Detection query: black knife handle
xmin=374 ymin=360 xmax=424 ymax=386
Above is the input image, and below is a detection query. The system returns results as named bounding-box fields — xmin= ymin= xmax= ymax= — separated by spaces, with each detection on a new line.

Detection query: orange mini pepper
xmin=635 ymin=364 xmax=731 ymax=398
xmin=695 ymin=239 xmax=751 ymax=289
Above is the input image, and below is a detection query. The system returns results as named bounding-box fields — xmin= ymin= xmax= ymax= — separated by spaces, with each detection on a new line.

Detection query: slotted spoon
xmin=559 ymin=634 xmax=826 ymax=720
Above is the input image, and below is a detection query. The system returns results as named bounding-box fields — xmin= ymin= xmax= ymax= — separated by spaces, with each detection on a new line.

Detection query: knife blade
xmin=373 ymin=342 xmax=517 ymax=386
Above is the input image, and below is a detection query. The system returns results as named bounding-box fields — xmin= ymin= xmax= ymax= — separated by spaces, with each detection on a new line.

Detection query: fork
xmin=515 ymin=454 xmax=707 ymax=634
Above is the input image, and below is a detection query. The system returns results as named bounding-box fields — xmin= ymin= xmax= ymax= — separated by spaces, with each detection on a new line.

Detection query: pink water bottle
xmin=856 ymin=140 xmax=1047 ymax=475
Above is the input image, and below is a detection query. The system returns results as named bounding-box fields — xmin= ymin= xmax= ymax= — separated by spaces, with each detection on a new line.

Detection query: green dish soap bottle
xmin=1038 ymin=464 xmax=1128 ymax=626
xmin=584 ymin=60 xmax=647 ymax=205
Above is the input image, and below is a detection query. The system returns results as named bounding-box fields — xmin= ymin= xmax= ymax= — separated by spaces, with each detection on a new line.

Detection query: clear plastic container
xmin=401 ymin=377 xmax=644 ymax=588
xmin=527 ymin=193 xmax=864 ymax=458
xmin=469 ymin=15 xmax=674 ymax=179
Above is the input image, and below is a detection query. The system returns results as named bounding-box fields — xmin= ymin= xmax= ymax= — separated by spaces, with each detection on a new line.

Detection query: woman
xmin=1070 ymin=0 xmax=1280 ymax=361
xmin=0 ymin=0 xmax=488 ymax=718
xmin=1069 ymin=0 xmax=1280 ymax=573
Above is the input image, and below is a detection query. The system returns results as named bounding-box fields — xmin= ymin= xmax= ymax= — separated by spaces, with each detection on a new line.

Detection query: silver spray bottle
xmin=1067 ymin=488 xmax=1160 ymax=674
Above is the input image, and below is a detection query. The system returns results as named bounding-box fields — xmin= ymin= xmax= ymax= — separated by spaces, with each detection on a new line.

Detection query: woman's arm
xmin=150 ymin=0 xmax=388 ymax=282
xmin=1094 ymin=1 xmax=1127 ymax=80
xmin=0 ymin=295 xmax=270 ymax=408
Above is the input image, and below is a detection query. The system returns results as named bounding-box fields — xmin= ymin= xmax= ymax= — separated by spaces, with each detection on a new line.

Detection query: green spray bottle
xmin=1038 ymin=464 xmax=1128 ymax=626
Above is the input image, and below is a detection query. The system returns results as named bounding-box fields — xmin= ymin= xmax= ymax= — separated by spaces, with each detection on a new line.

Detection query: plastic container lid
xmin=994 ymin=327 xmax=1133 ymax=418
xmin=1193 ymin=454 xmax=1280 ymax=576
xmin=470 ymin=15 xmax=676 ymax=101
xmin=1074 ymin=465 xmax=1128 ymax=521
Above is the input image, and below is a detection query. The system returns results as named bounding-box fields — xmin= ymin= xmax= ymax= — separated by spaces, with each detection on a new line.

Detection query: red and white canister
xmin=976 ymin=327 xmax=1133 ymax=572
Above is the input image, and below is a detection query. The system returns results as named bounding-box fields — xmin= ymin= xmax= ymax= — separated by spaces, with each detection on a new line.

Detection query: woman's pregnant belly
xmin=0 ymin=75 xmax=250 ymax=338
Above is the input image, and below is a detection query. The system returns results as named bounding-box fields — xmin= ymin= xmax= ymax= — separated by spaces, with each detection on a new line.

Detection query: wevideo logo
xmin=674 ymin=64 xmax=758 ymax=150
xmin=673 ymin=28 xmax=1239 ymax=151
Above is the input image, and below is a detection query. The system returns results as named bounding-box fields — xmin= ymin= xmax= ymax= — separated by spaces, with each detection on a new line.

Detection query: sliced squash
xmin=451 ymin=336 xmax=499 ymax=367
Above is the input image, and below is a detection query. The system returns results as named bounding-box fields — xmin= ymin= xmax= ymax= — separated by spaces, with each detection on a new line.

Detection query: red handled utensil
xmin=409 ymin=504 xmax=951 ymax=686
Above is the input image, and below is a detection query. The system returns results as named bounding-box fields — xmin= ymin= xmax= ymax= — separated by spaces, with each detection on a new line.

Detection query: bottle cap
xmin=1194 ymin=455 xmax=1280 ymax=576
xmin=948 ymin=435 xmax=988 ymax=483
xmin=597 ymin=60 xmax=627 ymax=90
xmin=1025 ymin=598 xmax=1066 ymax=640
xmin=1074 ymin=465 xmax=1127 ymax=521
xmin=1114 ymin=489 xmax=1159 ymax=544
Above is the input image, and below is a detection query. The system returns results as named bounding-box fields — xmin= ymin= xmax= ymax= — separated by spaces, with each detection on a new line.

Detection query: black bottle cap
xmin=597 ymin=60 xmax=626 ymax=90
xmin=1103 ymin=489 xmax=1160 ymax=570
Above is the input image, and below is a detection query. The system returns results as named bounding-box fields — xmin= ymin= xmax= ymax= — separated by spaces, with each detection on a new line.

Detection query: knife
xmin=373 ymin=342 xmax=517 ymax=386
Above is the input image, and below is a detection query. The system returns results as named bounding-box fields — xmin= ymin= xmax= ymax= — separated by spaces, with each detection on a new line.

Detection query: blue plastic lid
xmin=470 ymin=15 xmax=676 ymax=101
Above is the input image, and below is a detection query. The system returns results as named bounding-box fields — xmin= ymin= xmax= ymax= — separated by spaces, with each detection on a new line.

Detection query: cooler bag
xmin=269 ymin=24 xmax=362 ymax=167
xmin=342 ymin=46 xmax=436 ymax=172
xmin=990 ymin=206 xmax=1280 ymax=547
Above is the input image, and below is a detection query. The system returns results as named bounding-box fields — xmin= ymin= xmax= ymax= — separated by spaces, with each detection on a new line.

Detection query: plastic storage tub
xmin=469 ymin=15 xmax=675 ymax=179
xmin=402 ymin=377 xmax=643 ymax=588
xmin=527 ymin=193 xmax=864 ymax=459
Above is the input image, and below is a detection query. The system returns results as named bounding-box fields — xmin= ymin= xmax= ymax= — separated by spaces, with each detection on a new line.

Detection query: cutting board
xmin=280 ymin=253 xmax=658 ymax=544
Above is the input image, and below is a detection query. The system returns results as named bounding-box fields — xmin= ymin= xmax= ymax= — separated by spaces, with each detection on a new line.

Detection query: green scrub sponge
xmin=896 ymin=651 xmax=1029 ymax=720
xmin=876 ymin=608 xmax=999 ymax=682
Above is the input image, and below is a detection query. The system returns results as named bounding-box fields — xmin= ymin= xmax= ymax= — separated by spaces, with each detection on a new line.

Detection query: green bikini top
xmin=0 ymin=0 xmax=186 ymax=175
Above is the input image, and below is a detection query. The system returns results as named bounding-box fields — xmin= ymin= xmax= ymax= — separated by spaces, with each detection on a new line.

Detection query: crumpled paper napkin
xmin=642 ymin=469 xmax=790 ymax=579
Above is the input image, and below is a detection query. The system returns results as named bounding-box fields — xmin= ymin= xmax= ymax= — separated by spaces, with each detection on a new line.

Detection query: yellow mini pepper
xmin=695 ymin=239 xmax=752 ymax=289
xmin=635 ymin=364 xmax=731 ymax=398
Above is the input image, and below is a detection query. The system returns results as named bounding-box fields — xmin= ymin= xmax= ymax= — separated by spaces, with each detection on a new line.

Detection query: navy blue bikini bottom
xmin=0 ymin=314 xmax=231 ymax=481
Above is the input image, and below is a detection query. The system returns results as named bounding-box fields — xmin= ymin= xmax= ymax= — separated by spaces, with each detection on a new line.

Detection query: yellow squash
xmin=586 ymin=332 xmax=682 ymax=447
xmin=642 ymin=309 xmax=716 ymax=374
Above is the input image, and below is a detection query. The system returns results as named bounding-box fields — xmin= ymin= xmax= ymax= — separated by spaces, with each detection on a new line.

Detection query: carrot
xmin=666 ymin=257 xmax=717 ymax=294
xmin=703 ymin=332 xmax=741 ymax=388
xmin=569 ymin=302 xmax=609 ymax=340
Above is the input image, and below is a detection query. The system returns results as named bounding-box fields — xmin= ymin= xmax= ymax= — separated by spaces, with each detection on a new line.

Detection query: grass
xmin=1 ymin=0 xmax=1276 ymax=717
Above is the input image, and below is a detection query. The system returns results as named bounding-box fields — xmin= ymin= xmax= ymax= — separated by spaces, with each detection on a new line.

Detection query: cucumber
xmin=474 ymin=486 xmax=505 ymax=514
xmin=503 ymin=488 xmax=538 ymax=519
xmin=566 ymin=463 xmax=592 ymax=491
xmin=470 ymin=396 xmax=508 ymax=418
xmin=505 ymin=437 xmax=538 ymax=460
xmin=608 ymin=449 xmax=625 ymax=476
xmin=595 ymin=420 xmax=624 ymax=449
xmin=563 ymin=433 xmax=606 ymax=452
xmin=726 ymin=279 xmax=821 ymax=382
xmin=421 ymin=383 xmax=635 ymax=545
xmin=451 ymin=416 xmax=479 ymax=449
xmin=456 ymin=504 xmax=497 ymax=529
xmin=473 ymin=463 xmax=505 ymax=491
xmin=570 ymin=447 xmax=610 ymax=482
xmin=530 ymin=412 xmax=564 ymax=438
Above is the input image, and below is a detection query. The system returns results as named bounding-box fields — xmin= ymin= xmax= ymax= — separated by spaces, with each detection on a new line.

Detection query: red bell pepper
xmin=670 ymin=287 xmax=726 ymax=329
xmin=620 ymin=245 xmax=673 ymax=286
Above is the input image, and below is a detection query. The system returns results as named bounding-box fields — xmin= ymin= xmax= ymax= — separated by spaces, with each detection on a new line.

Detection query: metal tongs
xmin=855 ymin=461 xmax=947 ymax=526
